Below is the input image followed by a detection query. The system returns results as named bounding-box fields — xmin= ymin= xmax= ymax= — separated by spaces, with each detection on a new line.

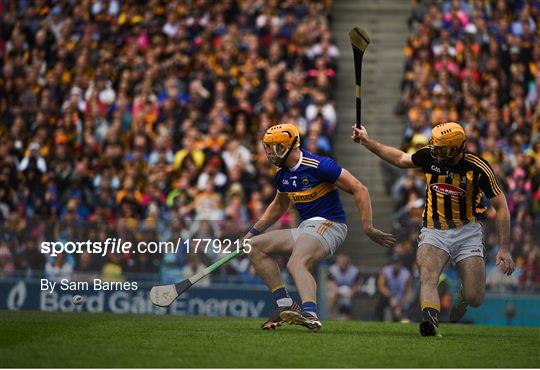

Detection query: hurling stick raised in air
xmin=349 ymin=27 xmax=371 ymax=129
xmin=150 ymin=250 xmax=244 ymax=307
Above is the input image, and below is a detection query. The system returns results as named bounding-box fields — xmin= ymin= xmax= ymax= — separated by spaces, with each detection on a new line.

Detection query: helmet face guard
xmin=263 ymin=137 xmax=298 ymax=166
xmin=429 ymin=142 xmax=464 ymax=164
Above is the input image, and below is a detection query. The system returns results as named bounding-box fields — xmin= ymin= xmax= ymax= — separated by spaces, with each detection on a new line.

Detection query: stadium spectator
xmin=101 ymin=254 xmax=124 ymax=282
xmin=374 ymin=255 xmax=413 ymax=322
xmin=326 ymin=253 xmax=361 ymax=320
xmin=0 ymin=243 xmax=15 ymax=278
xmin=45 ymin=252 xmax=74 ymax=283
xmin=160 ymin=253 xmax=183 ymax=284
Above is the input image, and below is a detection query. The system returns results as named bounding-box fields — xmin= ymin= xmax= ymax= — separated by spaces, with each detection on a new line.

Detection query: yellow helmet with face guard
xmin=429 ymin=122 xmax=466 ymax=163
xmin=263 ymin=123 xmax=301 ymax=166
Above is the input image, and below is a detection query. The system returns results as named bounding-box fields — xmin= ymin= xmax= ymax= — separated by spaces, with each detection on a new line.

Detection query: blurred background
xmin=0 ymin=0 xmax=538 ymax=326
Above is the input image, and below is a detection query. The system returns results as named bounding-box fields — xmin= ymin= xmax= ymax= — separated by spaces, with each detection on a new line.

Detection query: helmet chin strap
xmin=274 ymin=137 xmax=298 ymax=167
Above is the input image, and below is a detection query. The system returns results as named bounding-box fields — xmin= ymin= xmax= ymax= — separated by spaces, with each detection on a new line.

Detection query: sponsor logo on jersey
xmin=431 ymin=165 xmax=441 ymax=173
xmin=287 ymin=183 xmax=336 ymax=203
xmin=430 ymin=183 xmax=466 ymax=197
xmin=290 ymin=192 xmax=318 ymax=202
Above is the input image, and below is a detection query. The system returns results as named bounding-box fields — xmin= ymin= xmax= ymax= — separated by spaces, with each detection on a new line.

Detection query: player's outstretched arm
xmin=243 ymin=191 xmax=291 ymax=239
xmin=489 ymin=193 xmax=515 ymax=276
xmin=351 ymin=125 xmax=416 ymax=169
xmin=335 ymin=169 xmax=396 ymax=248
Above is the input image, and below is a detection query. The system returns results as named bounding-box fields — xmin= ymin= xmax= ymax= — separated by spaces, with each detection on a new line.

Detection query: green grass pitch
xmin=1 ymin=311 xmax=539 ymax=368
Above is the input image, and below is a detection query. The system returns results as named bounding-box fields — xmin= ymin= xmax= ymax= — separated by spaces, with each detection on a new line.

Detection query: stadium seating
xmin=0 ymin=0 xmax=339 ymax=282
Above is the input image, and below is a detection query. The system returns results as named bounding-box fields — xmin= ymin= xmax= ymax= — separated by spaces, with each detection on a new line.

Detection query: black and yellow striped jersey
xmin=411 ymin=147 xmax=503 ymax=230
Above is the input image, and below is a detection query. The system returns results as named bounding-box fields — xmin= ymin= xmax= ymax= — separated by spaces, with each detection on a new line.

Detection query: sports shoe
xmin=419 ymin=320 xmax=442 ymax=338
xmin=261 ymin=302 xmax=300 ymax=330
xmin=450 ymin=289 xmax=468 ymax=323
xmin=280 ymin=310 xmax=322 ymax=332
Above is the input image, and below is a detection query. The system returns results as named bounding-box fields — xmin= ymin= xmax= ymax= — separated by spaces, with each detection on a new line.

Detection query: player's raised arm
xmin=351 ymin=125 xmax=416 ymax=169
xmin=243 ymin=191 xmax=291 ymax=239
xmin=335 ymin=169 xmax=396 ymax=248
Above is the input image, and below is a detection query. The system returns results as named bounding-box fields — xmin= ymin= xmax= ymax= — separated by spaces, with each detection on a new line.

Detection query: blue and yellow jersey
xmin=275 ymin=149 xmax=346 ymax=223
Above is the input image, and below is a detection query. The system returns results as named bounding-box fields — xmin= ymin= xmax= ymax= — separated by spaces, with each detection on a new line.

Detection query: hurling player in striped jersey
xmin=243 ymin=123 xmax=395 ymax=331
xmin=352 ymin=122 xmax=515 ymax=337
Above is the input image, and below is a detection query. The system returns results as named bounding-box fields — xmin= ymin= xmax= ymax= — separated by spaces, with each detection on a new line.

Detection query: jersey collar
xmin=289 ymin=150 xmax=303 ymax=172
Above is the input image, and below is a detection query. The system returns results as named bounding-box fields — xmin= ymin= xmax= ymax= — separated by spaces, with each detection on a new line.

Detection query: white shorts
xmin=418 ymin=221 xmax=485 ymax=265
xmin=290 ymin=217 xmax=348 ymax=256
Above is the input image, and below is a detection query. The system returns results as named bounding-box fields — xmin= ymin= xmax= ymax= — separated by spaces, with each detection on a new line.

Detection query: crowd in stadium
xmin=0 ymin=0 xmax=338 ymax=283
xmin=390 ymin=0 xmax=540 ymax=293
xmin=1 ymin=0 xmax=539 ymax=324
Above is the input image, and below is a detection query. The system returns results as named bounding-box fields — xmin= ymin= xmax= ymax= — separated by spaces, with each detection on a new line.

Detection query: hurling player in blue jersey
xmin=243 ymin=124 xmax=395 ymax=331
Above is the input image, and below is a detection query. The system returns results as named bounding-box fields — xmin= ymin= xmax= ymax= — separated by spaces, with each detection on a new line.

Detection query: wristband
xmin=249 ymin=226 xmax=261 ymax=235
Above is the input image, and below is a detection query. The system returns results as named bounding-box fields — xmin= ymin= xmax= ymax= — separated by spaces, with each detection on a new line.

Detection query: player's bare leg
xmin=248 ymin=230 xmax=299 ymax=329
xmin=417 ymin=244 xmax=449 ymax=337
xmin=280 ymin=234 xmax=328 ymax=331
xmin=249 ymin=230 xmax=295 ymax=289
xmin=451 ymin=256 xmax=486 ymax=322
xmin=287 ymin=234 xmax=327 ymax=301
